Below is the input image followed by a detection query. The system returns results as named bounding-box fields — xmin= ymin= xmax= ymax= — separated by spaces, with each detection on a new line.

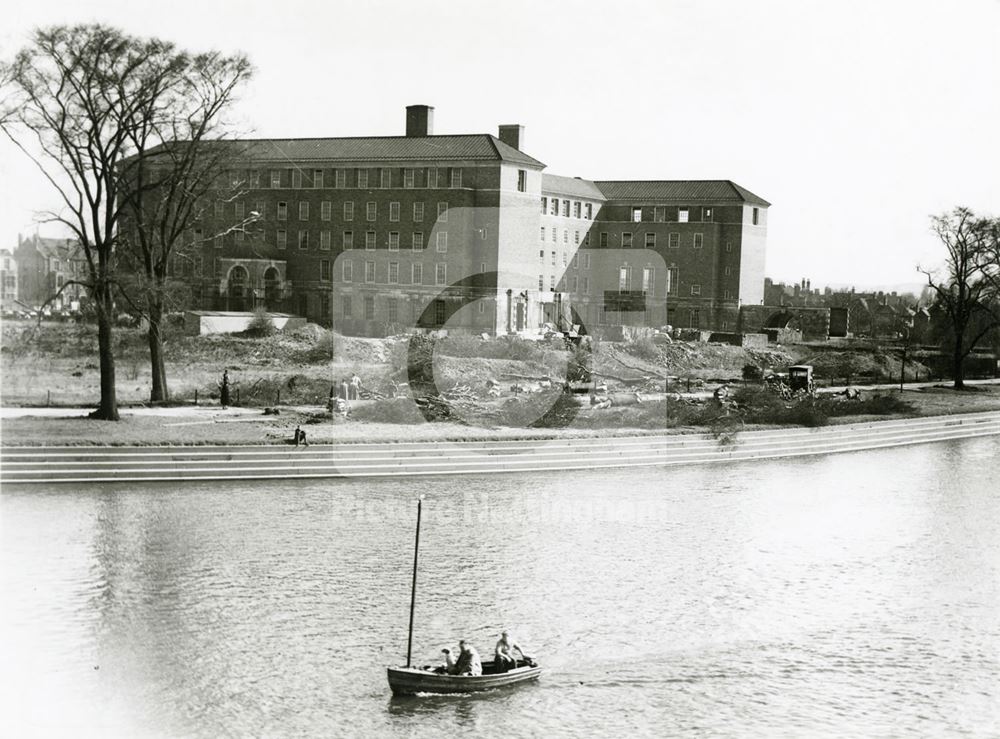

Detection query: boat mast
xmin=406 ymin=496 xmax=423 ymax=668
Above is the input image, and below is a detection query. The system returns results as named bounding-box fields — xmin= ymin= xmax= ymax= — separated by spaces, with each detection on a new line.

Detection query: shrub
xmin=350 ymin=398 xmax=426 ymax=424
xmin=245 ymin=308 xmax=276 ymax=337
xmin=625 ymin=334 xmax=659 ymax=362
xmin=742 ymin=363 xmax=763 ymax=382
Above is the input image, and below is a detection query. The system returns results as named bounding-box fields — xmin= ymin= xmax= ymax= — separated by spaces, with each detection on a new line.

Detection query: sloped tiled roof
xmin=19 ymin=236 xmax=82 ymax=259
xmin=594 ymin=180 xmax=770 ymax=206
xmin=541 ymin=173 xmax=606 ymax=200
xmin=236 ymin=134 xmax=544 ymax=168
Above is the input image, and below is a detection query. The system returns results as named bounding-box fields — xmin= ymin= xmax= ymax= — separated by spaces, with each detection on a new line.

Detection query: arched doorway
xmin=227 ymin=265 xmax=250 ymax=311
xmin=263 ymin=267 xmax=280 ymax=310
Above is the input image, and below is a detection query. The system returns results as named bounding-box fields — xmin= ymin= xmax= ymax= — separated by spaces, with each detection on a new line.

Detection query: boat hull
xmin=387 ymin=663 xmax=542 ymax=696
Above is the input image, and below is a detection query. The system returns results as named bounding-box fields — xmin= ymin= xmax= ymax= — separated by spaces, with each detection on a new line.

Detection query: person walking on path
xmin=220 ymin=369 xmax=231 ymax=409
xmin=349 ymin=373 xmax=361 ymax=400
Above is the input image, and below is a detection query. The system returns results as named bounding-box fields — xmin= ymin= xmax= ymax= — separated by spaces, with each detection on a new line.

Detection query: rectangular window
xmin=600 ymin=232 xmax=608 ymax=248
xmin=622 ymin=232 xmax=633 ymax=248
xmin=573 ymin=202 xmax=581 ymax=218
xmin=213 ymin=234 xmax=222 ymax=249
xmin=365 ymin=231 xmax=376 ymax=251
xmin=321 ymin=201 xmax=331 ymax=221
xmin=642 ymin=267 xmax=654 ymax=294
xmin=562 ymin=252 xmax=568 ymax=266
xmin=645 ymin=233 xmax=655 ymax=248
xmin=235 ymin=201 xmax=245 ymax=219
xmin=690 ymin=284 xmax=701 ymax=296
xmin=550 ymin=275 xmax=555 ymax=291
xmin=574 ymin=231 xmax=580 ymax=244
xmin=388 ymin=261 xmax=399 ymax=284
xmin=451 ymin=169 xmax=462 ymax=188
xmin=298 ymin=230 xmax=309 ymax=250
xmin=668 ymin=267 xmax=678 ymax=295
xmin=342 ymin=261 xmax=353 ymax=282
xmin=412 ymin=232 xmax=424 ymax=251
xmin=584 ymin=253 xmax=591 ymax=270
xmin=562 ymin=200 xmax=570 ymax=217
xmin=364 ymin=295 xmax=375 ymax=320
xmin=585 ymin=203 xmax=593 ymax=220
xmin=654 ymin=206 xmax=666 ymax=222
xmin=343 ymin=296 xmax=352 ymax=317
xmin=551 ymin=228 xmax=557 ymax=243
xmin=753 ymin=207 xmax=760 ymax=225
xmin=550 ymin=199 xmax=558 ymax=216
xmin=236 ymin=229 xmax=245 ymax=244
xmin=389 ymin=202 xmax=400 ymax=222
xmin=413 ymin=202 xmax=424 ymax=222
xmin=343 ymin=231 xmax=353 ymax=250
xmin=366 ymin=202 xmax=377 ymax=221
xmin=693 ymin=233 xmax=704 ymax=249
xmin=276 ymin=229 xmax=287 ymax=249
xmin=540 ymin=227 xmax=546 ymax=242
xmin=517 ymin=170 xmax=527 ymax=192
xmin=320 ymin=230 xmax=331 ymax=250
xmin=668 ymin=233 xmax=680 ymax=248
xmin=678 ymin=209 xmax=689 ymax=223
xmin=570 ymin=275 xmax=578 ymax=292
xmin=404 ymin=169 xmax=415 ymax=188
xmin=344 ymin=202 xmax=354 ymax=221
xmin=582 ymin=276 xmax=589 ymax=293
xmin=291 ymin=169 xmax=302 ymax=189
xmin=365 ymin=261 xmax=376 ymax=284
xmin=437 ymin=202 xmax=448 ymax=222
xmin=632 ymin=207 xmax=642 ymax=223
xmin=551 ymin=250 xmax=556 ymax=265
xmin=388 ymin=297 xmax=398 ymax=323
xmin=435 ymin=263 xmax=447 ymax=286
xmin=541 ymin=197 xmax=547 ymax=214
xmin=412 ymin=263 xmax=423 ymax=284
xmin=724 ymin=265 xmax=732 ymax=276
xmin=336 ymin=169 xmax=346 ymax=189
xmin=703 ymin=207 xmax=712 ymax=222
xmin=299 ymin=202 xmax=309 ymax=221
xmin=726 ymin=240 xmax=733 ymax=252
xmin=320 ymin=259 xmax=331 ymax=281
xmin=724 ymin=290 xmax=733 ymax=300
xmin=381 ymin=168 xmax=391 ymax=188
xmin=214 ymin=201 xmax=224 ymax=219
xmin=388 ymin=232 xmax=399 ymax=251
xmin=255 ymin=201 xmax=266 ymax=219
xmin=563 ymin=230 xmax=569 ymax=243
xmin=538 ymin=274 xmax=544 ymax=290
xmin=277 ymin=202 xmax=287 ymax=221
xmin=427 ymin=167 xmax=438 ymax=189
xmin=572 ymin=253 xmax=579 ymax=269
xmin=313 ymin=169 xmax=324 ymax=188
xmin=618 ymin=265 xmax=631 ymax=292
xmin=270 ymin=170 xmax=281 ymax=188
xmin=436 ymin=232 xmax=448 ymax=252
xmin=249 ymin=171 xmax=260 ymax=189
xmin=357 ymin=169 xmax=368 ymax=189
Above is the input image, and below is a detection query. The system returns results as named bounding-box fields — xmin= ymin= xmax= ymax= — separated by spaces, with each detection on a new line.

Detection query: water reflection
xmin=2 ymin=437 xmax=999 ymax=737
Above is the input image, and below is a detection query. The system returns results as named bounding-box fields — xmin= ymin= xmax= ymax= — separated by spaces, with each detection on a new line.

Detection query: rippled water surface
xmin=3 ymin=438 xmax=1000 ymax=737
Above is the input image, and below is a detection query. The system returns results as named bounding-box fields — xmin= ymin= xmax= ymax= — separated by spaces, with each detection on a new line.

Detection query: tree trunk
xmin=91 ymin=288 xmax=120 ymax=420
xmin=953 ymin=341 xmax=965 ymax=390
xmin=147 ymin=298 xmax=169 ymax=403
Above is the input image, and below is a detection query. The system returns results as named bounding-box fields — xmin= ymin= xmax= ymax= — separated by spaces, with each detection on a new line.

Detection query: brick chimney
xmin=405 ymin=105 xmax=434 ymax=137
xmin=498 ymin=124 xmax=524 ymax=150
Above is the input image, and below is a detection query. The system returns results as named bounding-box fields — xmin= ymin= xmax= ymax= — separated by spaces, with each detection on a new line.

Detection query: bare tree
xmin=919 ymin=207 xmax=1000 ymax=389
xmin=117 ymin=53 xmax=253 ymax=402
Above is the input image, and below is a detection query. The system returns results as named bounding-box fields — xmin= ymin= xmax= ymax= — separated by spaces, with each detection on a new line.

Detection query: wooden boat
xmin=387 ymin=498 xmax=542 ymax=695
xmin=387 ymin=658 xmax=542 ymax=696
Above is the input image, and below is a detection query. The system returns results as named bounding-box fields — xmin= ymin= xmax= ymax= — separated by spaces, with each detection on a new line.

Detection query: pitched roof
xmin=541 ymin=173 xmax=606 ymax=200
xmin=19 ymin=235 xmax=82 ymax=259
xmin=236 ymin=134 xmax=544 ymax=168
xmin=594 ymin=180 xmax=770 ymax=206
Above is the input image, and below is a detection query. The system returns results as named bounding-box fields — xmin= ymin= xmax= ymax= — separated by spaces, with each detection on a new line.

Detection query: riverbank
xmin=2 ymin=382 xmax=999 ymax=447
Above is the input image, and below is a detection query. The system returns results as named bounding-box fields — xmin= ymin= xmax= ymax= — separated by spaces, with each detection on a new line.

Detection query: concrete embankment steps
xmin=2 ymin=412 xmax=999 ymax=485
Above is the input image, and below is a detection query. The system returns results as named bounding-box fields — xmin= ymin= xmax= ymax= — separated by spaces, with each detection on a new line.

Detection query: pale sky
xmin=2 ymin=0 xmax=998 ymax=292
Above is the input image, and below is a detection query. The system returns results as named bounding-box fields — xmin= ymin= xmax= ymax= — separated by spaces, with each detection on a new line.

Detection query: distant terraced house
xmin=149 ymin=105 xmax=769 ymax=336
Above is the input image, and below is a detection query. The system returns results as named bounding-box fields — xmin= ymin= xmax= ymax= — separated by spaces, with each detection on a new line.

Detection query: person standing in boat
xmin=494 ymin=630 xmax=527 ymax=672
xmin=451 ymin=640 xmax=482 ymax=676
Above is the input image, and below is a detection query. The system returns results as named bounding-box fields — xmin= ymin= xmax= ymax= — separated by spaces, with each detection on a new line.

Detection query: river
xmin=2 ymin=437 xmax=999 ymax=737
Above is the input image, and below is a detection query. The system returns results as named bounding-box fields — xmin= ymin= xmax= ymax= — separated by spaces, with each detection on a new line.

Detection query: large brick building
xmin=178 ymin=105 xmax=769 ymax=335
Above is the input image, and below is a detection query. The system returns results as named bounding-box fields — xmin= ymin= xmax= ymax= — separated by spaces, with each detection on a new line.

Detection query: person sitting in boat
xmin=451 ymin=640 xmax=482 ymax=676
xmin=433 ymin=648 xmax=457 ymax=674
xmin=494 ymin=630 xmax=527 ymax=672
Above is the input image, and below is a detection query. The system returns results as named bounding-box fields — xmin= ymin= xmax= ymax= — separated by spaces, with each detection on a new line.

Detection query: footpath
xmin=2 ymin=411 xmax=999 ymax=485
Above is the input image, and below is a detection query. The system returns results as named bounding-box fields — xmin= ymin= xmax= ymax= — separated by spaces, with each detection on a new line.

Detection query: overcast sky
xmin=3 ymin=0 xmax=998 ymax=291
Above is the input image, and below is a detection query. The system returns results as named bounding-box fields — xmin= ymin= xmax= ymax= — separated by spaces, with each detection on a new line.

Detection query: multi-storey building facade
xmin=1 ymin=249 xmax=18 ymax=311
xmin=178 ymin=105 xmax=769 ymax=335
xmin=13 ymin=234 xmax=88 ymax=311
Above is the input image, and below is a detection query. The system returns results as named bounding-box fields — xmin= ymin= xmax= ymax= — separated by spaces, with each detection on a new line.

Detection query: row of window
xmin=622 ymin=205 xmax=760 ymax=225
xmin=242 ymin=166 xmax=468 ymax=191
xmin=539 ymin=228 xmax=733 ymax=252
xmin=341 ymin=260 xmax=448 ymax=287
xmin=215 ymin=199 xmax=448 ymax=225
xmin=541 ymin=197 xmax=594 ymax=220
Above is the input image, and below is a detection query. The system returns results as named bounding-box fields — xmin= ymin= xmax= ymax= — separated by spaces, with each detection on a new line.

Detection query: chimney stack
xmin=498 ymin=124 xmax=524 ymax=151
xmin=405 ymin=105 xmax=434 ymax=137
